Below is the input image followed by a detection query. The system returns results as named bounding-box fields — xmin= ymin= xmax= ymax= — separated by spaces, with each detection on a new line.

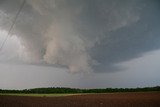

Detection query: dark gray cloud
xmin=92 ymin=0 xmax=160 ymax=72
xmin=0 ymin=0 xmax=160 ymax=73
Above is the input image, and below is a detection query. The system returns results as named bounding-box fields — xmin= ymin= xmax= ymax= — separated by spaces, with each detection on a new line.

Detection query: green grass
xmin=0 ymin=93 xmax=80 ymax=97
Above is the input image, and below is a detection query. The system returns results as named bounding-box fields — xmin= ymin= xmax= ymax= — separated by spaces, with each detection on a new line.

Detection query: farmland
xmin=0 ymin=93 xmax=79 ymax=97
xmin=0 ymin=92 xmax=160 ymax=107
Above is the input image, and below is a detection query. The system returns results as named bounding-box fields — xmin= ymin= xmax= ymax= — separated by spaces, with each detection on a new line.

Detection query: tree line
xmin=0 ymin=86 xmax=160 ymax=94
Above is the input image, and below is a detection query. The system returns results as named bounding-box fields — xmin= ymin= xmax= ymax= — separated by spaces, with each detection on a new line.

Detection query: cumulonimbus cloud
xmin=0 ymin=0 xmax=160 ymax=73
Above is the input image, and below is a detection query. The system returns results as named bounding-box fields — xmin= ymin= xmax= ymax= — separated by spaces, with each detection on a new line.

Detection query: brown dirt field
xmin=0 ymin=92 xmax=160 ymax=107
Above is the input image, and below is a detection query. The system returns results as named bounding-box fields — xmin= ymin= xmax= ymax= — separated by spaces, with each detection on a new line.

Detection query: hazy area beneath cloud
xmin=0 ymin=0 xmax=160 ymax=73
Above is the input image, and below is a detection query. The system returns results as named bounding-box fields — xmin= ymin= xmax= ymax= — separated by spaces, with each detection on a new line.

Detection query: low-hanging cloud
xmin=0 ymin=0 xmax=160 ymax=73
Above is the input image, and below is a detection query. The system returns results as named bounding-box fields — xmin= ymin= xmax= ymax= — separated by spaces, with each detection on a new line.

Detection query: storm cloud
xmin=0 ymin=0 xmax=160 ymax=73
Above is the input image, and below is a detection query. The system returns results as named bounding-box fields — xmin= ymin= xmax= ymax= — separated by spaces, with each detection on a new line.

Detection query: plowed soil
xmin=0 ymin=92 xmax=160 ymax=107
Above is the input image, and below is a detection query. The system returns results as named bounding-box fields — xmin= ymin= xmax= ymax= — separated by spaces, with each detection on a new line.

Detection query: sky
xmin=0 ymin=0 xmax=160 ymax=89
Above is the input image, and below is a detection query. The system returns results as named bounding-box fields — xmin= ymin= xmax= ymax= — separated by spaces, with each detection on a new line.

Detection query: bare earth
xmin=0 ymin=92 xmax=160 ymax=107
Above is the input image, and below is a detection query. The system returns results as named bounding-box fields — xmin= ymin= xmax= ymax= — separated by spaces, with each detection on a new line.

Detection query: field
xmin=0 ymin=93 xmax=78 ymax=97
xmin=0 ymin=92 xmax=160 ymax=107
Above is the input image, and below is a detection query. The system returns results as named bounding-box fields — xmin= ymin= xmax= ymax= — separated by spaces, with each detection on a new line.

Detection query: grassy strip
xmin=1 ymin=91 xmax=159 ymax=97
xmin=0 ymin=93 xmax=80 ymax=97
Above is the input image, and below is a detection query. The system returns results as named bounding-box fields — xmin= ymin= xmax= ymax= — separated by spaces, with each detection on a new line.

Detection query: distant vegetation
xmin=0 ymin=86 xmax=160 ymax=94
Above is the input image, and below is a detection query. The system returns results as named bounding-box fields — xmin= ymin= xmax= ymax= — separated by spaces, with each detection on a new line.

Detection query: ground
xmin=0 ymin=92 xmax=160 ymax=107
